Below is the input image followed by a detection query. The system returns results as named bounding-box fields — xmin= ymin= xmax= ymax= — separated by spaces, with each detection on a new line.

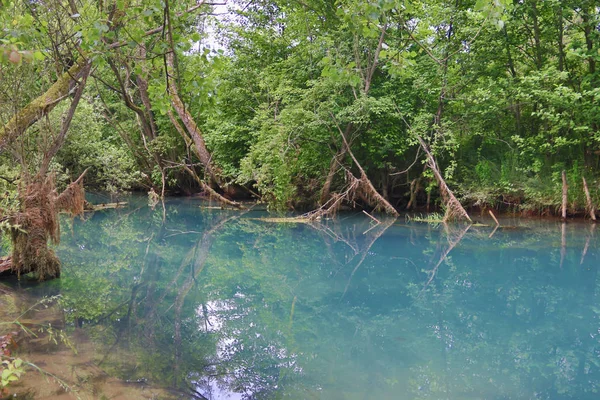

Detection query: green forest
xmin=0 ymin=0 xmax=599 ymax=275
xmin=2 ymin=1 xmax=600 ymax=397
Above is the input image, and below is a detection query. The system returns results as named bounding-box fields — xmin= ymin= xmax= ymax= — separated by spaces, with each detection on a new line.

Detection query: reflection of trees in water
xmin=54 ymin=207 xmax=600 ymax=399
xmin=408 ymin=222 xmax=600 ymax=399
xmin=58 ymin=205 xmax=316 ymax=399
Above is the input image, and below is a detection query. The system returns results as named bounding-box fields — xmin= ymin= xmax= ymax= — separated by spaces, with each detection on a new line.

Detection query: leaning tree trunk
xmin=320 ymin=124 xmax=351 ymax=205
xmin=0 ymin=60 xmax=88 ymax=148
xmin=416 ymin=136 xmax=471 ymax=222
xmin=164 ymin=0 xmax=220 ymax=187
xmin=320 ymin=27 xmax=387 ymax=206
xmin=1 ymin=58 xmax=91 ymax=281
xmin=167 ymin=111 xmax=244 ymax=208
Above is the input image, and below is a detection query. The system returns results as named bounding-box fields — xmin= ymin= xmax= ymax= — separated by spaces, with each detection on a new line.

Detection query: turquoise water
xmin=19 ymin=198 xmax=600 ymax=399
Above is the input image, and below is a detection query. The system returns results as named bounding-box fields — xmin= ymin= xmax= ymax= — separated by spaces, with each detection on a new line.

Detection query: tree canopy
xmin=0 ymin=0 xmax=599 ymax=216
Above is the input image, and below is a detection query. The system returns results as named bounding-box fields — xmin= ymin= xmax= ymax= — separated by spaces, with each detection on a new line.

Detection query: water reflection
xmin=8 ymin=199 xmax=600 ymax=399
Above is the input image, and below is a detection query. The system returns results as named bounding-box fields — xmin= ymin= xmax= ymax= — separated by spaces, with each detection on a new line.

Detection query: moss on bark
xmin=0 ymin=61 xmax=86 ymax=148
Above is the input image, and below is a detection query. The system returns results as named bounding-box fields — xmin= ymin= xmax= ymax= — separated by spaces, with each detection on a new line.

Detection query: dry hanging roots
xmin=9 ymin=172 xmax=86 ymax=280
xmin=305 ymin=170 xmax=397 ymax=221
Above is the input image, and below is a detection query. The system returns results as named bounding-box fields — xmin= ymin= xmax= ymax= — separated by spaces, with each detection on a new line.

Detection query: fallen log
xmin=84 ymin=202 xmax=129 ymax=211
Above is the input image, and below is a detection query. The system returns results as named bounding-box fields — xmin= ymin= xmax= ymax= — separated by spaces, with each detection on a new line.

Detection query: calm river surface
xmin=6 ymin=197 xmax=600 ymax=399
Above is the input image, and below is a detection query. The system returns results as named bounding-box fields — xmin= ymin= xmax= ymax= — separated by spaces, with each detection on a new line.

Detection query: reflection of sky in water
xmin=34 ymin=197 xmax=600 ymax=399
xmin=194 ymin=299 xmax=246 ymax=399
xmin=194 ymin=295 xmax=301 ymax=399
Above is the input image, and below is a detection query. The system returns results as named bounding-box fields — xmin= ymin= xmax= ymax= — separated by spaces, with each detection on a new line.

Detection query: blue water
xmin=18 ymin=198 xmax=600 ymax=399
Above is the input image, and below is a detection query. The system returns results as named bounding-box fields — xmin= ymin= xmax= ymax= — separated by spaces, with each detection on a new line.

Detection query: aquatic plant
xmin=406 ymin=212 xmax=446 ymax=224
xmin=0 ymin=296 xmax=76 ymax=396
xmin=0 ymin=356 xmax=25 ymax=394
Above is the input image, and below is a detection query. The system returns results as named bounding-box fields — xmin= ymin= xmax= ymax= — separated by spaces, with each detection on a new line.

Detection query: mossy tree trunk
xmin=0 ymin=60 xmax=88 ymax=149
xmin=164 ymin=1 xmax=220 ymax=187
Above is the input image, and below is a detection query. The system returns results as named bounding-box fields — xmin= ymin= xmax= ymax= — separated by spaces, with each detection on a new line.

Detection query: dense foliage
xmin=203 ymin=0 xmax=600 ymax=213
xmin=1 ymin=0 xmax=600 ymax=215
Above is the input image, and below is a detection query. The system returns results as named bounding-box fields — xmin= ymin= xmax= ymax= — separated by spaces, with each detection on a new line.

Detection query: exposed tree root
xmin=309 ymin=118 xmax=399 ymax=220
xmin=8 ymin=170 xmax=87 ymax=281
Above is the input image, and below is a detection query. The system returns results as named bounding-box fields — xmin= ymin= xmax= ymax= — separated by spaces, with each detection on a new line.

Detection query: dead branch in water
xmin=305 ymin=115 xmax=399 ymax=220
xmin=362 ymin=210 xmax=381 ymax=224
xmin=340 ymin=218 xmax=396 ymax=299
xmin=308 ymin=220 xmax=360 ymax=255
xmin=488 ymin=209 xmax=499 ymax=226
xmin=395 ymin=110 xmax=470 ymax=223
xmin=182 ymin=165 xmax=245 ymax=209
xmin=83 ymin=202 xmax=128 ymax=212
xmin=583 ymin=177 xmax=596 ymax=221
xmin=336 ymin=120 xmax=398 ymax=217
xmin=421 ymin=223 xmax=471 ymax=294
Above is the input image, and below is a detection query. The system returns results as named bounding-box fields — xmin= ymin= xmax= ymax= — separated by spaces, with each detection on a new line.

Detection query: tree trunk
xmin=555 ymin=3 xmax=565 ymax=72
xmin=582 ymin=8 xmax=596 ymax=76
xmin=530 ymin=0 xmax=544 ymax=70
xmin=320 ymin=135 xmax=349 ymax=204
xmin=0 ymin=60 xmax=88 ymax=148
xmin=40 ymin=62 xmax=92 ymax=176
xmin=167 ymin=111 xmax=243 ymax=208
xmin=136 ymin=46 xmax=158 ymax=140
xmin=339 ymin=127 xmax=398 ymax=217
xmin=407 ymin=178 xmax=420 ymax=210
xmin=561 ymin=170 xmax=568 ymax=220
xmin=168 ymin=91 xmax=218 ymax=184
xmin=417 ymin=136 xmax=471 ymax=222
xmin=164 ymin=0 xmax=219 ymax=187
xmin=583 ymin=177 xmax=595 ymax=221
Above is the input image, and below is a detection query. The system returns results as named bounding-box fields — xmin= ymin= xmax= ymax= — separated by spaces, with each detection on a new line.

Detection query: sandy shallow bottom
xmin=0 ymin=283 xmax=177 ymax=400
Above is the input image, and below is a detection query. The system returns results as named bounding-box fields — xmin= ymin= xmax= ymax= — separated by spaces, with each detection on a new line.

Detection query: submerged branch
xmin=421 ymin=223 xmax=471 ymax=293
